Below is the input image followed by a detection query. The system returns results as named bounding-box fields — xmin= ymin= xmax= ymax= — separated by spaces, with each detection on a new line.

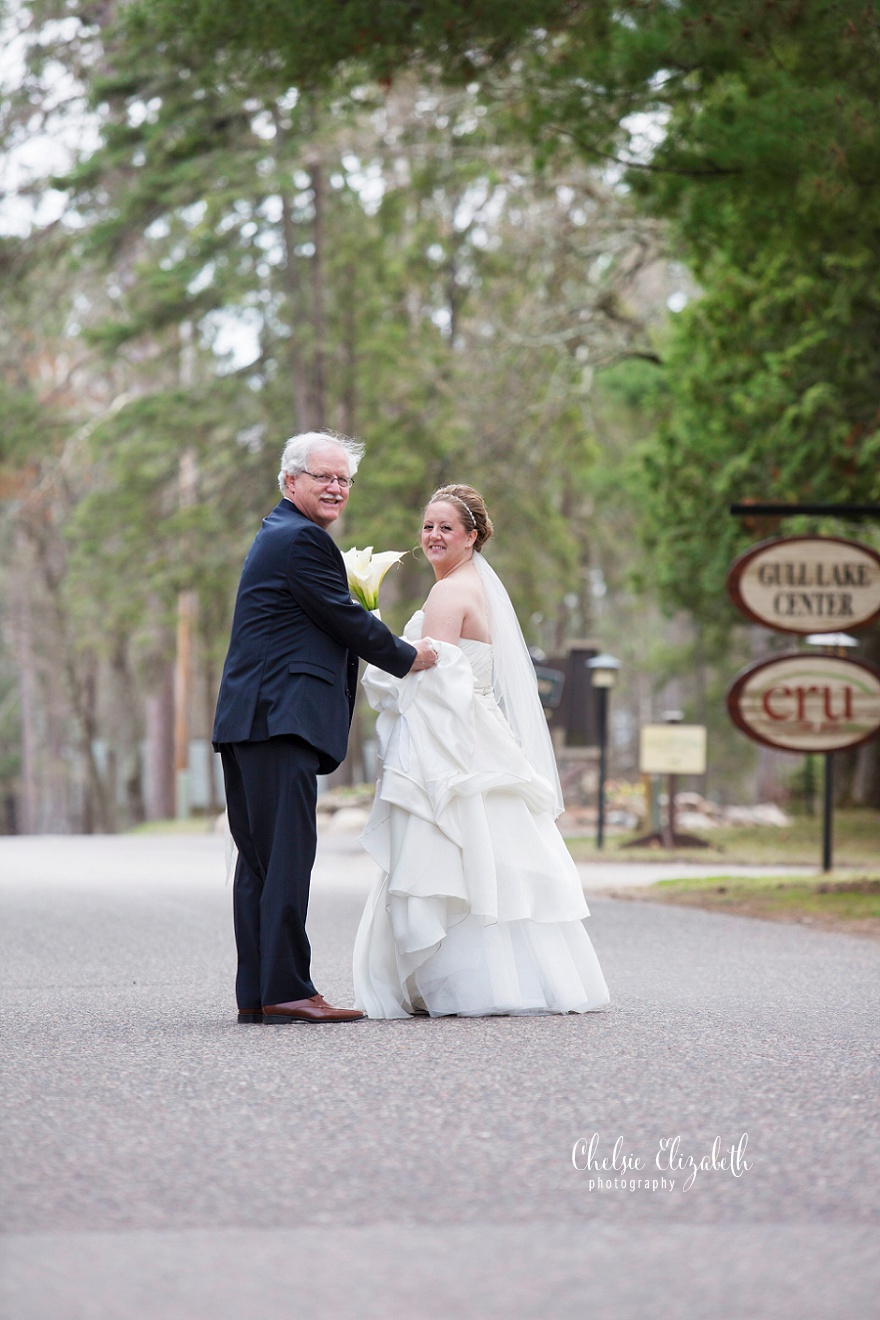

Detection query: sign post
xmin=587 ymin=654 xmax=621 ymax=850
xmin=823 ymin=756 xmax=834 ymax=874
xmin=625 ymin=723 xmax=709 ymax=849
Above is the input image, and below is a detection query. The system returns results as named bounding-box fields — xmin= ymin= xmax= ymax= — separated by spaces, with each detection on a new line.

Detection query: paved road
xmin=1 ymin=834 xmax=878 ymax=1320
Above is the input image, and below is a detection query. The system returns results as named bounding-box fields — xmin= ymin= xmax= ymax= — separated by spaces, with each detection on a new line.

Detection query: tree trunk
xmin=24 ymin=513 xmax=114 ymax=832
xmin=308 ymin=151 xmax=327 ymax=430
xmin=145 ymin=665 xmax=175 ymax=820
xmin=173 ymin=328 xmax=198 ymax=819
xmin=110 ymin=634 xmax=146 ymax=827
xmin=203 ymin=650 xmax=222 ymax=816
xmin=272 ymin=105 xmax=314 ymax=431
xmin=174 ymin=581 xmax=197 ymax=818
xmin=341 ymin=260 xmax=357 ymax=436
xmin=76 ymin=650 xmax=115 ymax=833
xmin=13 ymin=530 xmax=38 ymax=833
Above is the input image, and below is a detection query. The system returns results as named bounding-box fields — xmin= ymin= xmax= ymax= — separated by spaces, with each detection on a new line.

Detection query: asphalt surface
xmin=1 ymin=833 xmax=878 ymax=1320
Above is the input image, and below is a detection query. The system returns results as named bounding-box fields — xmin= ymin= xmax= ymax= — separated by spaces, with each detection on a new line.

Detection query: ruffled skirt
xmin=352 ymin=644 xmax=610 ymax=1018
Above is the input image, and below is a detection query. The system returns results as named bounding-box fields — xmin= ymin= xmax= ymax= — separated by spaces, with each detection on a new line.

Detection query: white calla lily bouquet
xmin=342 ymin=546 xmax=406 ymax=618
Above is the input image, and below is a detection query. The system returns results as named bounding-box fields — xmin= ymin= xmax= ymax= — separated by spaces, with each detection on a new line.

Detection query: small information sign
xmin=639 ymin=724 xmax=707 ymax=776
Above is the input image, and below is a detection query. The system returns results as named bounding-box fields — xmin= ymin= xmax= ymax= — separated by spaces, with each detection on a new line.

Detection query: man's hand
xmin=409 ymin=638 xmax=440 ymax=671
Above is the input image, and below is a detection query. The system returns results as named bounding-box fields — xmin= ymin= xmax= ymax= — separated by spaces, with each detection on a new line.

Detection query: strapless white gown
xmin=352 ymin=612 xmax=610 ymax=1018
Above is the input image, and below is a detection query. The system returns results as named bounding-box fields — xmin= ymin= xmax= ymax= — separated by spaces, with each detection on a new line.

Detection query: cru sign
xmin=726 ymin=653 xmax=880 ymax=754
xmin=726 ymin=536 xmax=880 ymax=635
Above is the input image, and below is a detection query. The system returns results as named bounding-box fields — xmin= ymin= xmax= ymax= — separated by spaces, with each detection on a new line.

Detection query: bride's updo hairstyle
xmin=428 ymin=484 xmax=494 ymax=553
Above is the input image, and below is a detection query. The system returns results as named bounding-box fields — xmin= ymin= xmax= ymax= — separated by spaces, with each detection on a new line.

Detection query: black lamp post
xmin=588 ymin=653 xmax=620 ymax=850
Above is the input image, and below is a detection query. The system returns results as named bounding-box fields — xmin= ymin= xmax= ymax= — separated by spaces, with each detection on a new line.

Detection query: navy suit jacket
xmin=212 ymin=500 xmax=416 ymax=773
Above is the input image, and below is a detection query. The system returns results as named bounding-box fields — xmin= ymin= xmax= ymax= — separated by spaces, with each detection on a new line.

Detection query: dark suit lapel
xmin=280 ymin=498 xmax=348 ymax=590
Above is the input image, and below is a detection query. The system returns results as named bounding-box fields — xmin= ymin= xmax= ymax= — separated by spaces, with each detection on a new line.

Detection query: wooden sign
xmin=727 ymin=653 xmax=880 ymax=753
xmin=727 ymin=536 xmax=880 ymax=634
xmin=639 ymin=724 xmax=707 ymax=775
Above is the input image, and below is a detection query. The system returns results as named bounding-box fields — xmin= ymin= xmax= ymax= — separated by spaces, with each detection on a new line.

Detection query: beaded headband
xmin=431 ymin=488 xmax=478 ymax=531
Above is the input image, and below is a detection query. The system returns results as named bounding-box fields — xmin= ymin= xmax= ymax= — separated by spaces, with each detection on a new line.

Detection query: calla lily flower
xmin=342 ymin=546 xmax=405 ymax=614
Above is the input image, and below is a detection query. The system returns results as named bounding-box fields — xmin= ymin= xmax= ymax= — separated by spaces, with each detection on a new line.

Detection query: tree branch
xmin=556 ymin=129 xmax=742 ymax=180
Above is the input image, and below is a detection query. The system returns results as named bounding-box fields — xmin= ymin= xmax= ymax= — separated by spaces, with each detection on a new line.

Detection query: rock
xmin=723 ymin=803 xmax=790 ymax=827
xmin=749 ymin=803 xmax=790 ymax=827
xmin=675 ymin=792 xmax=725 ymax=820
xmin=723 ymin=806 xmax=755 ymax=826
xmin=675 ymin=811 xmax=718 ymax=831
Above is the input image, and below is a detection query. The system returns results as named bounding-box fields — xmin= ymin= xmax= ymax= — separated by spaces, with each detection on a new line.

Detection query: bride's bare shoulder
xmin=427 ymin=575 xmax=464 ymax=601
xmin=426 ymin=569 xmax=482 ymax=606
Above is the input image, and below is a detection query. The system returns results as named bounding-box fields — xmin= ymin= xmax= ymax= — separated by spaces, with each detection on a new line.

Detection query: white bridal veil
xmin=474 ymin=554 xmax=565 ymax=818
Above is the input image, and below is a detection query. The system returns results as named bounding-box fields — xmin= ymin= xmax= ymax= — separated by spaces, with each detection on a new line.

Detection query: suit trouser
xmin=219 ymin=736 xmax=320 ymax=1008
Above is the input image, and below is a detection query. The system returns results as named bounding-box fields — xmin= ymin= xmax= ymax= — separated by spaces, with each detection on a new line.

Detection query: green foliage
xmin=124 ymin=0 xmax=880 ymax=627
xmin=0 ymin=380 xmax=44 ymax=478
xmin=64 ymin=381 xmax=273 ymax=674
xmin=128 ymin=0 xmax=574 ymax=87
xmin=640 ymin=246 xmax=880 ymax=622
xmin=51 ymin=35 xmax=649 ymax=644
xmin=11 ymin=0 xmax=878 ymax=820
xmin=507 ymin=1 xmax=880 ymax=625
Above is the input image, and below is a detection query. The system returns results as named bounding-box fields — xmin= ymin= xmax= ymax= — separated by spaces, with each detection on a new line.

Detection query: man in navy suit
xmin=213 ymin=432 xmax=438 ymax=1024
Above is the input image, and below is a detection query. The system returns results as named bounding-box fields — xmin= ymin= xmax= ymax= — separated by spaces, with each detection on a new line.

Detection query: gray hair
xmin=277 ymin=431 xmax=366 ymax=495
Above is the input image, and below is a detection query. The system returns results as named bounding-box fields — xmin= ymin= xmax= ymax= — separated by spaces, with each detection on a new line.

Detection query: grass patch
xmin=625 ymin=872 xmax=880 ymax=938
xmin=565 ymin=809 xmax=880 ymax=867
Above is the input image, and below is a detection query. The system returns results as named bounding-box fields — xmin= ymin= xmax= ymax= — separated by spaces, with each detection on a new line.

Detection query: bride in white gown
xmin=352 ymin=484 xmax=610 ymax=1018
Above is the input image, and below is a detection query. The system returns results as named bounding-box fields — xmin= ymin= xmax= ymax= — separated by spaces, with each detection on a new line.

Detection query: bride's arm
xmin=422 ymin=578 xmax=467 ymax=645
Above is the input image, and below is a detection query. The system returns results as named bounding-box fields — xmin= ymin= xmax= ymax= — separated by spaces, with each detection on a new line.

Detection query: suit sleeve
xmin=286 ymin=525 xmax=417 ymax=678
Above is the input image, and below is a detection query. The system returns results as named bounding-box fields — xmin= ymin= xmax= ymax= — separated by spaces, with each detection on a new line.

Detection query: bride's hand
xmin=410 ymin=637 xmax=440 ymax=671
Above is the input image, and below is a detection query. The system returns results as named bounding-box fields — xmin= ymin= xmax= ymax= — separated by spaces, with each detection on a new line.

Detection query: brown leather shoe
xmin=237 ymin=1009 xmax=264 ymax=1024
xmin=262 ymin=994 xmax=365 ymax=1024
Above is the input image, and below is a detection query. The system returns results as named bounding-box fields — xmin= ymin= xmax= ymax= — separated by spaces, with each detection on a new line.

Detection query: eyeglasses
xmin=302 ymin=469 xmax=354 ymax=490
